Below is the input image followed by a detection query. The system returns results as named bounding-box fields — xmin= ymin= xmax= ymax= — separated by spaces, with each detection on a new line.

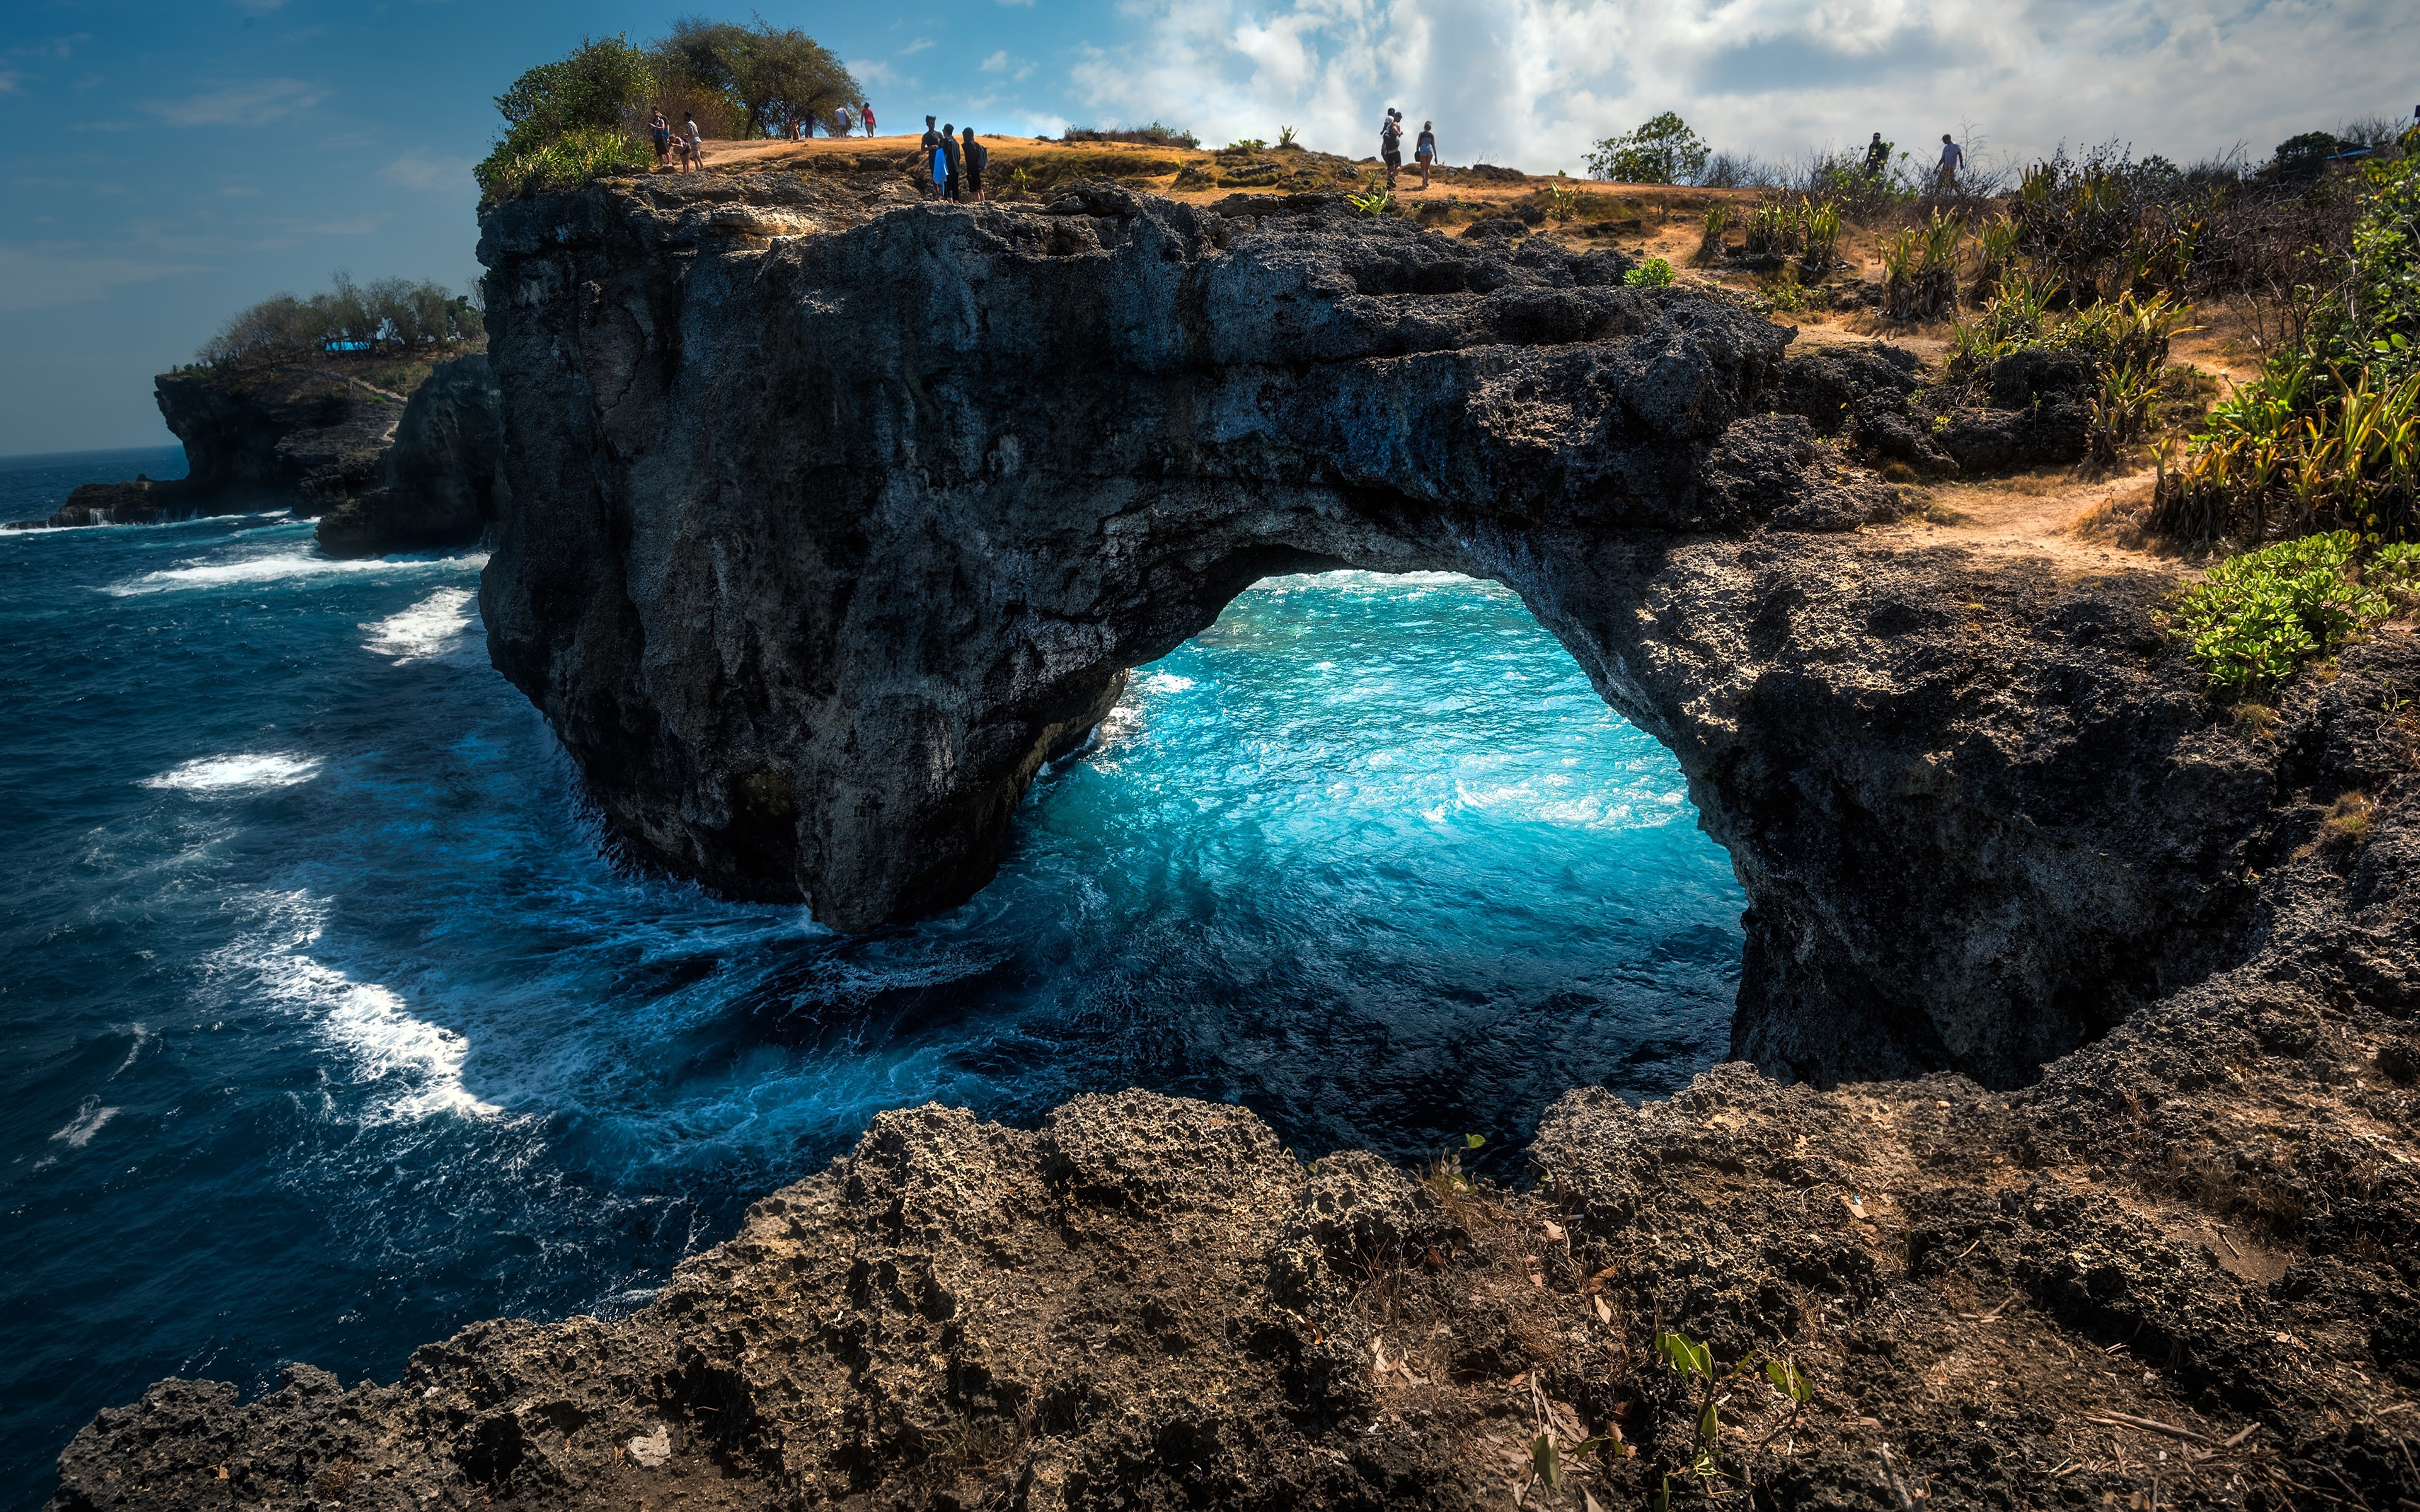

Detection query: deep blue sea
xmin=0 ymin=444 xmax=1744 ymax=1503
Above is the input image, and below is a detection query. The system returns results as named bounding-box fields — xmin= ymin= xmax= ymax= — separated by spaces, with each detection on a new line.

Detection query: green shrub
xmin=1625 ymin=258 xmax=1675 ymax=288
xmin=2175 ymin=530 xmax=2392 ymax=695
xmin=476 ymin=35 xmax=657 ymax=203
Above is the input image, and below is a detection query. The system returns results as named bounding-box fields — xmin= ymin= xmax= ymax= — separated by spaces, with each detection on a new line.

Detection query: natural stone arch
xmin=479 ymin=181 xmax=2250 ymax=1089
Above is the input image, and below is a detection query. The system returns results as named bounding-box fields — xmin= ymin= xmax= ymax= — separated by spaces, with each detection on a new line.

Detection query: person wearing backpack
xmin=961 ymin=127 xmax=989 ymax=202
xmin=940 ymin=123 xmax=965 ymax=201
xmin=1380 ymin=108 xmax=1404 ymax=188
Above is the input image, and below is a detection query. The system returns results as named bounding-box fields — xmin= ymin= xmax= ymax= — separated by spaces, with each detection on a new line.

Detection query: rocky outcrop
xmin=1768 ymin=340 xmax=2092 ymax=476
xmin=314 ymin=354 xmax=508 ymax=557
xmin=480 ymin=175 xmax=2232 ymax=1088
xmin=9 ymin=356 xmax=502 ymax=539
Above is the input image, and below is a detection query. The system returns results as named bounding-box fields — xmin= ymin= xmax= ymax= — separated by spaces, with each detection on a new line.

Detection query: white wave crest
xmin=1138 ymin=672 xmax=1196 ymax=694
xmin=142 ymin=753 xmax=321 ymax=793
xmin=211 ymin=891 xmax=502 ymax=1123
xmin=362 ymin=587 xmax=478 ymax=664
xmin=106 ymin=548 xmax=486 ymax=597
xmin=50 ymin=1097 xmax=120 ymax=1148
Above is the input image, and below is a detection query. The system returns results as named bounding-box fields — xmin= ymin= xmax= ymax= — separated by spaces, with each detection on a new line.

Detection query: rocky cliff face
xmin=480 ymin=176 xmax=2234 ymax=1089
xmin=9 ymin=357 xmax=502 ymax=547
xmin=314 ymin=354 xmax=509 ymax=557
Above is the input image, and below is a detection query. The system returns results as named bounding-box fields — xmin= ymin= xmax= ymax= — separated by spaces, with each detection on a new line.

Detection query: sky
xmin=1 ymin=0 xmax=2413 ymax=457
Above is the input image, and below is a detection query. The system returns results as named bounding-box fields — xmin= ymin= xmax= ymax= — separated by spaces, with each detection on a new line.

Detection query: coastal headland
xmin=47 ymin=151 xmax=2420 ymax=1511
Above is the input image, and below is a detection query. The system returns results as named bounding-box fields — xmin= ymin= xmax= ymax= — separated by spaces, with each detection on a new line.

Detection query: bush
xmin=476 ymin=34 xmax=656 ymax=202
xmin=199 ymin=272 xmax=483 ymax=365
xmin=1586 ymin=112 xmax=1708 ymax=186
xmin=649 ymin=20 xmax=858 ymax=140
xmin=2174 ymin=531 xmax=2392 ymax=695
xmin=1625 ymin=258 xmax=1675 ymax=288
xmin=2153 ymin=150 xmax=2420 ymax=544
xmin=1064 ymin=122 xmax=1199 ymax=149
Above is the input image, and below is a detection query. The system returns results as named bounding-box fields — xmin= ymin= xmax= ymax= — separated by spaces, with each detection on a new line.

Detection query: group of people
xmin=650 ymin=108 xmax=705 ymax=170
xmin=919 ymin=116 xmax=991 ymax=201
xmin=1862 ymin=130 xmax=1966 ymax=192
xmin=1376 ymin=108 xmax=1441 ymax=189
xmin=645 ymin=99 xmax=882 ymax=170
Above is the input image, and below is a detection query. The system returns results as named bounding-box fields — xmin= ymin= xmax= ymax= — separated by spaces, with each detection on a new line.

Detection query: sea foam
xmin=362 ymin=587 xmax=479 ymax=665
xmin=142 ymin=753 xmax=322 ymax=792
xmin=106 ymin=547 xmax=487 ymax=597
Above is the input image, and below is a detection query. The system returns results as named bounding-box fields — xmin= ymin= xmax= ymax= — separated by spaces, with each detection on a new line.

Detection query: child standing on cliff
xmin=861 ymin=101 xmax=877 ymax=137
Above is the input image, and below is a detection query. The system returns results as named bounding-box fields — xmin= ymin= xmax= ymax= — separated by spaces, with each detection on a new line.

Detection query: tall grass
xmin=477 ymin=127 xmax=655 ymax=203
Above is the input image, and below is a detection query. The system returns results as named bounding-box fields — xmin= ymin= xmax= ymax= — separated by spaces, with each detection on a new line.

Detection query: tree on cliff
xmin=650 ymin=20 xmax=860 ymax=140
xmin=1586 ymin=113 xmax=1712 ymax=185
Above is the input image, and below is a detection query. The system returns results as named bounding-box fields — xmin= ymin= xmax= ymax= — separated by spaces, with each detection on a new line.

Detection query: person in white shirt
xmin=1936 ymin=134 xmax=1963 ymax=193
xmin=1380 ymin=108 xmax=1403 ymax=188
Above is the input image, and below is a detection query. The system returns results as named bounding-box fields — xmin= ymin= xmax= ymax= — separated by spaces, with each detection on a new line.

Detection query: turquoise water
xmin=0 ymin=448 xmax=1743 ymax=1500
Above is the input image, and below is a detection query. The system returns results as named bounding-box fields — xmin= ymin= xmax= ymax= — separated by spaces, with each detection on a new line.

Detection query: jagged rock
xmin=315 ymin=354 xmax=507 ymax=557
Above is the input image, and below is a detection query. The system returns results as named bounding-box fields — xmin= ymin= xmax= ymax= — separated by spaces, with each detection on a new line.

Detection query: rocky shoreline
xmin=46 ymin=169 xmax=2420 ymax=1509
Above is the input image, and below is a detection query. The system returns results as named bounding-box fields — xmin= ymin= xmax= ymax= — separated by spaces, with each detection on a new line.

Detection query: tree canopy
xmin=199 ymin=272 xmax=483 ymax=366
xmin=650 ymin=19 xmax=859 ymax=140
xmin=1586 ymin=113 xmax=1712 ymax=186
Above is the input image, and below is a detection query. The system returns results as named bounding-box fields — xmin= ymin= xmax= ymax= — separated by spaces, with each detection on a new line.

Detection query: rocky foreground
xmin=49 ymin=169 xmax=2420 ymax=1509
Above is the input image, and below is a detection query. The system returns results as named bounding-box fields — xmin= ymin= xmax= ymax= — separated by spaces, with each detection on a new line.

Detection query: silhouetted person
xmin=940 ymin=122 xmax=964 ymax=201
xmin=1862 ymin=132 xmax=1889 ymax=178
xmin=961 ymin=127 xmax=988 ymax=202
xmin=921 ymin=116 xmax=943 ymax=197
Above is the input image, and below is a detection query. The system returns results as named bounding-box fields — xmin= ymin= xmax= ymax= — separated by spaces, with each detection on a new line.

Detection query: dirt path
xmin=1860 ymin=464 xmax=2188 ymax=575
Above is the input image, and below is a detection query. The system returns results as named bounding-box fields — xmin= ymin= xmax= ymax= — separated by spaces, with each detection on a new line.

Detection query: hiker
xmin=1380 ymin=107 xmax=1404 ymax=188
xmin=650 ymin=108 xmax=671 ymax=167
xmin=1414 ymin=120 xmax=1438 ymax=189
xmin=921 ymin=116 xmax=943 ymax=197
xmin=681 ymin=112 xmax=703 ymax=171
xmin=1935 ymin=134 xmax=1963 ymax=193
xmin=961 ymin=126 xmax=988 ymax=202
xmin=861 ymin=102 xmax=877 ymax=138
xmin=1862 ymin=132 xmax=1889 ymax=178
xmin=940 ymin=122 xmax=965 ymax=201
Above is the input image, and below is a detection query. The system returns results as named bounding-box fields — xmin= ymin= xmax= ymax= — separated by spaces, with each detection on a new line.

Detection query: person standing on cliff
xmin=1862 ymin=132 xmax=1889 ymax=178
xmin=681 ymin=112 xmax=703 ymax=171
xmin=939 ymin=122 xmax=965 ymax=201
xmin=961 ymin=127 xmax=989 ymax=202
xmin=1414 ymin=120 xmax=1438 ymax=190
xmin=1380 ymin=108 xmax=1404 ymax=188
xmin=921 ymin=116 xmax=943 ymax=197
xmin=861 ymin=101 xmax=877 ymax=138
xmin=650 ymin=108 xmax=671 ymax=167
xmin=1935 ymin=133 xmax=1963 ymax=193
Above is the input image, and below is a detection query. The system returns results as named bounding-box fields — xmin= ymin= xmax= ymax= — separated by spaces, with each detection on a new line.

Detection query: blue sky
xmin=3 ymin=0 xmax=2413 ymax=456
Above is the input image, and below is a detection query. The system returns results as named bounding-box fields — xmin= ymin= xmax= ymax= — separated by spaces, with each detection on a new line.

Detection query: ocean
xmin=0 ymin=445 xmax=1743 ymax=1502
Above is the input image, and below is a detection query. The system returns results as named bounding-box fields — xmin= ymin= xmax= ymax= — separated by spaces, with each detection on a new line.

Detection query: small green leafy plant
xmin=1276 ymin=125 xmax=1299 ymax=149
xmin=1422 ymin=1133 xmax=1486 ymax=1197
xmin=1546 ymin=180 xmax=1580 ymax=222
xmin=1625 ymin=258 xmax=1675 ymax=289
xmin=1347 ymin=187 xmax=1395 ymax=217
xmin=2175 ymin=530 xmax=2394 ymax=696
xmin=1647 ymin=1330 xmax=1815 ymax=1503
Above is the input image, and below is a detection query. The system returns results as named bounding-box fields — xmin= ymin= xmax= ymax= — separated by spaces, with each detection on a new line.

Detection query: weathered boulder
xmin=314 ymin=353 xmax=507 ymax=557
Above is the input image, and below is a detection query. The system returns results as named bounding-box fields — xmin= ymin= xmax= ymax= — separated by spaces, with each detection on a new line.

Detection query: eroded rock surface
xmin=471 ymin=176 xmax=2244 ymax=1085
xmin=314 ymin=354 xmax=509 ymax=557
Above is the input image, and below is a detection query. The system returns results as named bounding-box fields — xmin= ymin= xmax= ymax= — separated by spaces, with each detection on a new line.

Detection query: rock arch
xmin=478 ymin=181 xmax=2252 ymax=1089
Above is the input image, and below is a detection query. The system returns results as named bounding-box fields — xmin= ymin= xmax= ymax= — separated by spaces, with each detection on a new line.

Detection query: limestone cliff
xmin=314 ymin=354 xmax=509 ymax=557
xmin=481 ymin=176 xmax=2228 ymax=1088
xmin=9 ymin=355 xmax=501 ymax=549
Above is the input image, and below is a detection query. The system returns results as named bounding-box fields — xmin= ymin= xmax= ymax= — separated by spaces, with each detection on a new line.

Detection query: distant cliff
xmin=8 ymin=353 xmax=501 ymax=555
xmin=314 ymin=354 xmax=509 ymax=557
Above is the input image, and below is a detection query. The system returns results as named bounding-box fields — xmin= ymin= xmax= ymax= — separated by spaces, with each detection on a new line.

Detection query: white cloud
xmin=1070 ymin=0 xmax=2419 ymax=175
xmin=145 ymin=78 xmax=326 ymax=128
xmin=0 ymin=71 xmax=25 ymax=94
xmin=0 ymin=243 xmax=197 ymax=312
xmin=981 ymin=50 xmax=1010 ymax=72
xmin=850 ymin=58 xmax=897 ymax=86
xmin=901 ymin=37 xmax=935 ymax=55
xmin=381 ymin=151 xmax=471 ymax=192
